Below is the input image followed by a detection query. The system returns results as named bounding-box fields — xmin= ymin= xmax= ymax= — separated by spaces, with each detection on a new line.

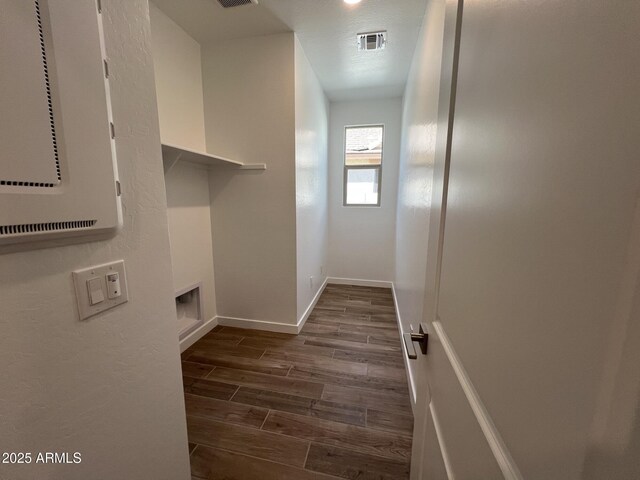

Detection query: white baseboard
xmin=297 ymin=277 xmax=329 ymax=333
xmin=326 ymin=277 xmax=393 ymax=288
xmin=179 ymin=316 xmax=218 ymax=353
xmin=391 ymin=283 xmax=418 ymax=410
xmin=217 ymin=278 xmax=329 ymax=335
xmin=217 ymin=316 xmax=300 ymax=334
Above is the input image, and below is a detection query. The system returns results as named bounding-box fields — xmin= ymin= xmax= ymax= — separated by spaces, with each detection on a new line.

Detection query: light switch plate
xmin=73 ymin=260 xmax=128 ymax=320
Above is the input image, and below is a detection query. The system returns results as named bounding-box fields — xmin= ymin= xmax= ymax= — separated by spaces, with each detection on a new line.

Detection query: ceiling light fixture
xmin=344 ymin=0 xmax=362 ymax=5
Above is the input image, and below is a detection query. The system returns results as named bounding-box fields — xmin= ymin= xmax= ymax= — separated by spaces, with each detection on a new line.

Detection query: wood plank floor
xmin=181 ymin=283 xmax=414 ymax=480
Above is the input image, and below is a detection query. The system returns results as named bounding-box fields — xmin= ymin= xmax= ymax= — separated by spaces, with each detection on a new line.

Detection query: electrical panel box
xmin=0 ymin=0 xmax=121 ymax=250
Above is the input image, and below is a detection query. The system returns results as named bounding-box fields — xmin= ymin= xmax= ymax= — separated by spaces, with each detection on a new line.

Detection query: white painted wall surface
xmin=394 ymin=0 xmax=446 ymax=403
xmin=150 ymin=3 xmax=206 ymax=151
xmin=294 ymin=35 xmax=329 ymax=322
xmin=327 ymin=98 xmax=401 ymax=282
xmin=164 ymin=162 xmax=217 ymax=323
xmin=150 ymin=4 xmax=216 ymax=324
xmin=0 ymin=1 xmax=191 ymax=478
xmin=203 ymin=34 xmax=298 ymax=326
xmin=394 ymin=2 xmax=459 ymax=476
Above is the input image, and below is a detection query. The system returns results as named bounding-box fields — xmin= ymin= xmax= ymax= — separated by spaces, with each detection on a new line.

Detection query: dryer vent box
xmin=0 ymin=0 xmax=121 ymax=250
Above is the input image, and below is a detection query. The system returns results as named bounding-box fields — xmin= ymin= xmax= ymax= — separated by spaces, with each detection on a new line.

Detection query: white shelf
xmin=161 ymin=143 xmax=266 ymax=173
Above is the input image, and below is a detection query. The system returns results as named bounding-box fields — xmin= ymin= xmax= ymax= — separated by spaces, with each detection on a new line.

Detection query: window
xmin=343 ymin=125 xmax=384 ymax=206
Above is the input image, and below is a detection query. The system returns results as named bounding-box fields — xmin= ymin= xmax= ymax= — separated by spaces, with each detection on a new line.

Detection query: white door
xmin=411 ymin=0 xmax=640 ymax=478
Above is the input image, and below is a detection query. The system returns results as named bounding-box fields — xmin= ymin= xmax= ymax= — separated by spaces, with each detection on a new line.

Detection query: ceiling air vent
xmin=216 ymin=0 xmax=258 ymax=8
xmin=357 ymin=31 xmax=387 ymax=51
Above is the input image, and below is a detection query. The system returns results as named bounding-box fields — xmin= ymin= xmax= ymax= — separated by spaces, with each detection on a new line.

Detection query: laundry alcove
xmin=150 ymin=2 xmax=328 ymax=347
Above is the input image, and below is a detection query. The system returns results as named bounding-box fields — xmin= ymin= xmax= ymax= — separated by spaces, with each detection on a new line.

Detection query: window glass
xmin=345 ymin=168 xmax=379 ymax=205
xmin=345 ymin=127 xmax=383 ymax=166
xmin=344 ymin=126 xmax=383 ymax=206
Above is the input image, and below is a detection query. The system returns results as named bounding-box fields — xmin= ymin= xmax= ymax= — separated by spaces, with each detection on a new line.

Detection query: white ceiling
xmin=151 ymin=0 xmax=290 ymax=44
xmin=152 ymin=0 xmax=428 ymax=101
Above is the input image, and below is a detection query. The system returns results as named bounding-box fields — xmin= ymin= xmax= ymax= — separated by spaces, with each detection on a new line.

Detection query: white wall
xmin=327 ymin=98 xmax=402 ymax=282
xmin=202 ymin=33 xmax=299 ymax=327
xmin=150 ymin=3 xmax=206 ymax=151
xmin=394 ymin=0 xmax=447 ymax=402
xmin=294 ymin=36 xmax=329 ymax=322
xmin=150 ymin=4 xmax=216 ymax=324
xmin=164 ymin=162 xmax=217 ymax=323
xmin=0 ymin=1 xmax=191 ymax=478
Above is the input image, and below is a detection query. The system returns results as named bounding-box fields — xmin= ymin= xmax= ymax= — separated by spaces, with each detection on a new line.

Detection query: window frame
xmin=342 ymin=124 xmax=385 ymax=207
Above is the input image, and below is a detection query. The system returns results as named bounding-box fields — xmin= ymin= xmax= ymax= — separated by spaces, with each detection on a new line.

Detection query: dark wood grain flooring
xmin=182 ymin=283 xmax=413 ymax=480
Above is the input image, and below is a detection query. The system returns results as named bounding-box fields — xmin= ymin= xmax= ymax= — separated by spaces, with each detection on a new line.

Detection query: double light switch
xmin=87 ymin=277 xmax=105 ymax=305
xmin=73 ymin=260 xmax=128 ymax=320
xmin=87 ymin=272 xmax=121 ymax=305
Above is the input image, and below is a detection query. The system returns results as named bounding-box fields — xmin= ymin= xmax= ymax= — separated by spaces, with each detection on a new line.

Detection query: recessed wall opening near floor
xmin=176 ymin=283 xmax=204 ymax=339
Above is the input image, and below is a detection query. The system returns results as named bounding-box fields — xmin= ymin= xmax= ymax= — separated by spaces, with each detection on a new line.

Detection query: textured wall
xmin=150 ymin=3 xmax=206 ymax=151
xmin=0 ymin=1 xmax=191 ymax=478
xmin=203 ymin=33 xmax=298 ymax=326
xmin=150 ymin=3 xmax=216 ymax=325
xmin=394 ymin=0 xmax=447 ymax=403
xmin=294 ymin=35 xmax=329 ymax=322
xmin=164 ymin=162 xmax=217 ymax=325
xmin=327 ymin=98 xmax=402 ymax=282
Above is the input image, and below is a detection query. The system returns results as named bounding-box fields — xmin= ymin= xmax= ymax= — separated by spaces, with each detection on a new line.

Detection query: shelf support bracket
xmin=163 ymin=152 xmax=182 ymax=175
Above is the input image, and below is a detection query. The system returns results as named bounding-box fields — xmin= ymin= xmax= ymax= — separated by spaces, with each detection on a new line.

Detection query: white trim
xmin=217 ymin=316 xmax=300 ymax=334
xmin=297 ymin=277 xmax=329 ymax=332
xmin=326 ymin=277 xmax=393 ymax=288
xmin=429 ymin=402 xmax=456 ymax=480
xmin=390 ymin=283 xmax=418 ymax=408
xmin=179 ymin=316 xmax=218 ymax=353
xmin=214 ymin=278 xmax=393 ymax=335
xmin=433 ymin=321 xmax=523 ymax=480
xmin=216 ymin=278 xmax=329 ymax=336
